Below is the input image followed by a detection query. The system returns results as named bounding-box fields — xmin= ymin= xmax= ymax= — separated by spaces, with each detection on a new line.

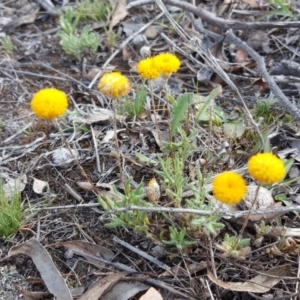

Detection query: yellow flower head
xmin=97 ymin=72 xmax=130 ymax=98
xmin=247 ymin=153 xmax=285 ymax=184
xmin=212 ymin=172 xmax=247 ymax=205
xmin=31 ymin=88 xmax=68 ymax=120
xmin=137 ymin=57 xmax=160 ymax=80
xmin=153 ymin=53 xmax=180 ymax=76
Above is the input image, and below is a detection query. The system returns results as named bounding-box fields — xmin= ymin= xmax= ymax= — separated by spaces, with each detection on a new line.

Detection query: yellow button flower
xmin=248 ymin=153 xmax=285 ymax=184
xmin=212 ymin=172 xmax=247 ymax=205
xmin=31 ymin=88 xmax=68 ymax=120
xmin=97 ymin=72 xmax=130 ymax=98
xmin=153 ymin=53 xmax=180 ymax=76
xmin=137 ymin=57 xmax=160 ymax=80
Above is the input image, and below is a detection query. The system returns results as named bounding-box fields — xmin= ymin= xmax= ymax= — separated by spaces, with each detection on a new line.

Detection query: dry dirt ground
xmin=1 ymin=0 xmax=300 ymax=299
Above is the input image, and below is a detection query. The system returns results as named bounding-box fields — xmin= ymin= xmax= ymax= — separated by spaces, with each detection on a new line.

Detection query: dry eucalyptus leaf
xmin=78 ymin=272 xmax=128 ymax=300
xmin=109 ymin=0 xmax=128 ymax=30
xmin=252 ymin=78 xmax=269 ymax=93
xmin=77 ymin=181 xmax=94 ymax=191
xmin=2 ymin=3 xmax=39 ymax=32
xmin=101 ymin=281 xmax=148 ymax=300
xmin=208 ymin=264 xmax=291 ymax=293
xmin=8 ymin=239 xmax=72 ymax=300
xmin=19 ymin=290 xmax=52 ymax=300
xmin=139 ymin=287 xmax=163 ymax=300
xmin=58 ymin=240 xmax=114 ymax=262
xmin=241 ymin=0 xmax=259 ymax=7
xmin=161 ymin=261 xmax=207 ymax=277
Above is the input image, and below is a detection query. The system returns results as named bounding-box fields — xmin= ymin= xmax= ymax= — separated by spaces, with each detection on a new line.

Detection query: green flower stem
xmin=149 ymin=80 xmax=162 ymax=149
xmin=112 ymin=100 xmax=125 ymax=185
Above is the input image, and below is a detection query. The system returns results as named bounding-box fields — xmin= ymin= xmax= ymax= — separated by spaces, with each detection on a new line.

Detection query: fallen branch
xmin=127 ymin=0 xmax=300 ymax=30
xmin=40 ymin=202 xmax=300 ymax=219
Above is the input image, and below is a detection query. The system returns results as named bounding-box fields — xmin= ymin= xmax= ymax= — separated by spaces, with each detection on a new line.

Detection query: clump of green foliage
xmin=122 ymin=84 xmax=147 ymax=118
xmin=98 ymin=179 xmax=151 ymax=235
xmin=58 ymin=8 xmax=100 ymax=60
xmin=0 ymin=35 xmax=14 ymax=53
xmin=267 ymin=0 xmax=295 ymax=18
xmin=75 ymin=0 xmax=111 ymax=21
xmin=254 ymin=99 xmax=277 ymax=124
xmin=0 ymin=180 xmax=23 ymax=239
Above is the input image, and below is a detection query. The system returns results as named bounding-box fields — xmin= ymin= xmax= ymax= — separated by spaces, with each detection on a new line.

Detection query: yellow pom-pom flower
xmin=212 ymin=172 xmax=247 ymax=205
xmin=137 ymin=57 xmax=160 ymax=80
xmin=153 ymin=53 xmax=180 ymax=76
xmin=247 ymin=153 xmax=285 ymax=184
xmin=31 ymin=88 xmax=68 ymax=120
xmin=97 ymin=72 xmax=130 ymax=98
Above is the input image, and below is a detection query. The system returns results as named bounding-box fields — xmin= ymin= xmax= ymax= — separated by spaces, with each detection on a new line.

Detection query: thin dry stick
xmin=90 ymin=125 xmax=101 ymax=173
xmin=35 ymin=202 xmax=300 ymax=220
xmin=236 ymin=184 xmax=261 ymax=245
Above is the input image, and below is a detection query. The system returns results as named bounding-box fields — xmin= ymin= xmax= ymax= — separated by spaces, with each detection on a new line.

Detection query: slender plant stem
xmin=149 ymin=80 xmax=163 ymax=149
xmin=112 ymin=100 xmax=125 ymax=185
xmin=163 ymin=77 xmax=175 ymax=162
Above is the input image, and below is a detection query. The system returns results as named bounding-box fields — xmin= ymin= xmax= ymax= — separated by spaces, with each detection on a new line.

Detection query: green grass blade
xmin=171 ymin=92 xmax=192 ymax=137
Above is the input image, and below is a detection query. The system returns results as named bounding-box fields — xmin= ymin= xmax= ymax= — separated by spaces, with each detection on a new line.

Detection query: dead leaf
xmin=18 ymin=290 xmax=52 ymax=300
xmin=235 ymin=49 xmax=249 ymax=64
xmin=8 ymin=238 xmax=72 ymax=300
xmin=101 ymin=281 xmax=148 ymax=300
xmin=252 ymin=78 xmax=269 ymax=93
xmin=161 ymin=261 xmax=207 ymax=277
xmin=77 ymin=181 xmax=94 ymax=191
xmin=208 ymin=265 xmax=291 ymax=293
xmin=150 ymin=129 xmax=169 ymax=150
xmin=241 ymin=0 xmax=259 ymax=8
xmin=210 ymin=40 xmax=228 ymax=67
xmin=2 ymin=3 xmax=39 ymax=32
xmin=78 ymin=272 xmax=128 ymax=300
xmin=122 ymin=45 xmax=133 ymax=61
xmin=109 ymin=0 xmax=128 ymax=30
xmin=139 ymin=287 xmax=163 ymax=300
xmin=57 ymin=240 xmax=114 ymax=262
